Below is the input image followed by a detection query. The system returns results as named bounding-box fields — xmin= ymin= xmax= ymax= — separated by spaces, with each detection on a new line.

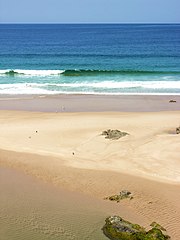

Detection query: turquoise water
xmin=0 ymin=24 xmax=180 ymax=95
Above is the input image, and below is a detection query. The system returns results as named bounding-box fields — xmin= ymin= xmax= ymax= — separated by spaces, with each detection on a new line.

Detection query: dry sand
xmin=0 ymin=95 xmax=180 ymax=239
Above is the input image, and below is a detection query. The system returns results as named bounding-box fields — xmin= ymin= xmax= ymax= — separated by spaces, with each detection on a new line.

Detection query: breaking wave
xmin=0 ymin=69 xmax=65 ymax=76
xmin=0 ymin=69 xmax=180 ymax=77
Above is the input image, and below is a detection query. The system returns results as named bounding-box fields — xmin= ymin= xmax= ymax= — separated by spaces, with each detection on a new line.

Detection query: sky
xmin=0 ymin=0 xmax=180 ymax=23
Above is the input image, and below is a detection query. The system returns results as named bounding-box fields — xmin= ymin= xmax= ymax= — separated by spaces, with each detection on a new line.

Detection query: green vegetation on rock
xmin=102 ymin=216 xmax=170 ymax=240
xmin=150 ymin=222 xmax=166 ymax=232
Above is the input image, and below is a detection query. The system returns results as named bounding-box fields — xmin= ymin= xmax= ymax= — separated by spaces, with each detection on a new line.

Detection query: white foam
xmin=0 ymin=80 xmax=180 ymax=95
xmin=0 ymin=69 xmax=65 ymax=76
xmin=24 ymin=80 xmax=180 ymax=89
xmin=0 ymin=83 xmax=59 ymax=95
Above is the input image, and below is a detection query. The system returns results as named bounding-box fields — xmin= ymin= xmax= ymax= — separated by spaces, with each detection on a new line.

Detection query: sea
xmin=0 ymin=24 xmax=180 ymax=95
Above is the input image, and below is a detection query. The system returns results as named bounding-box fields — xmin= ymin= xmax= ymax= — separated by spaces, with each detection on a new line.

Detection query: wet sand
xmin=0 ymin=95 xmax=180 ymax=239
xmin=1 ymin=167 xmax=134 ymax=240
xmin=0 ymin=94 xmax=180 ymax=112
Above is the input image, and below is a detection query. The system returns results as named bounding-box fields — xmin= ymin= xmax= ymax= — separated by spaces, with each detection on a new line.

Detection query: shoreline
xmin=0 ymin=94 xmax=180 ymax=112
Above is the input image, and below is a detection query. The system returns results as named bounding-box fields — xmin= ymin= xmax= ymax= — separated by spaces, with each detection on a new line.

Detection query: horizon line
xmin=0 ymin=22 xmax=180 ymax=24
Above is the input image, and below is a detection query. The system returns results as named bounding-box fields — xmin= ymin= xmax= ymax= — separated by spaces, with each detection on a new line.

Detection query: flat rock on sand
xmin=102 ymin=129 xmax=129 ymax=140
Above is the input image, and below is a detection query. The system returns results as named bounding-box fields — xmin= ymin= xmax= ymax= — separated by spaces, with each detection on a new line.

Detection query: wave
xmin=61 ymin=69 xmax=180 ymax=76
xmin=1 ymin=69 xmax=180 ymax=77
xmin=0 ymin=69 xmax=65 ymax=76
xmin=1 ymin=53 xmax=180 ymax=58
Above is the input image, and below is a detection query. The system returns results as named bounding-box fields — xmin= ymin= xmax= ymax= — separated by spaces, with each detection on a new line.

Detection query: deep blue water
xmin=0 ymin=24 xmax=180 ymax=94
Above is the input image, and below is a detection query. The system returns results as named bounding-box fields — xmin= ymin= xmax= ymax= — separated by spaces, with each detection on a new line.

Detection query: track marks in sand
xmin=0 ymin=168 xmax=109 ymax=240
xmin=0 ymin=111 xmax=180 ymax=183
xmin=0 ymin=213 xmax=76 ymax=240
xmin=127 ymin=185 xmax=180 ymax=240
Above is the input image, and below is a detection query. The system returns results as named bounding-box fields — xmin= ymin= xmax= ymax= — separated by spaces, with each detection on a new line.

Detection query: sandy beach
xmin=0 ymin=94 xmax=180 ymax=239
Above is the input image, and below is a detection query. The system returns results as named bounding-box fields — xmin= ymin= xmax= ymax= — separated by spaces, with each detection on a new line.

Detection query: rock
xmin=108 ymin=195 xmax=122 ymax=202
xmin=169 ymin=100 xmax=176 ymax=103
xmin=120 ymin=190 xmax=131 ymax=197
xmin=102 ymin=129 xmax=129 ymax=140
xmin=176 ymin=126 xmax=180 ymax=134
xmin=102 ymin=216 xmax=170 ymax=240
xmin=104 ymin=190 xmax=133 ymax=202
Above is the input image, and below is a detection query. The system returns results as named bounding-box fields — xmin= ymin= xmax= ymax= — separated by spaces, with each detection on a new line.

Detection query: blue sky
xmin=0 ymin=0 xmax=180 ymax=23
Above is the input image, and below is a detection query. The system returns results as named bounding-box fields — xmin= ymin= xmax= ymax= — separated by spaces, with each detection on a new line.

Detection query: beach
xmin=0 ymin=94 xmax=180 ymax=239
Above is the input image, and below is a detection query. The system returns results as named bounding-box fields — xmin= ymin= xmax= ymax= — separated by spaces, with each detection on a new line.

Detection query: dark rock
xmin=104 ymin=190 xmax=133 ymax=202
xmin=176 ymin=126 xmax=180 ymax=134
xmin=169 ymin=100 xmax=176 ymax=103
xmin=102 ymin=129 xmax=129 ymax=140
xmin=102 ymin=216 xmax=170 ymax=240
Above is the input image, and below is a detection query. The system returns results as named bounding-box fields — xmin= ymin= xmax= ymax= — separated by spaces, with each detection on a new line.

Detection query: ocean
xmin=0 ymin=24 xmax=180 ymax=95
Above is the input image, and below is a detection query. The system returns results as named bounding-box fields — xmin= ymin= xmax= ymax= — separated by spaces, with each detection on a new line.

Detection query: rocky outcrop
xmin=102 ymin=129 xmax=129 ymax=140
xmin=102 ymin=216 xmax=170 ymax=240
xmin=104 ymin=190 xmax=133 ymax=202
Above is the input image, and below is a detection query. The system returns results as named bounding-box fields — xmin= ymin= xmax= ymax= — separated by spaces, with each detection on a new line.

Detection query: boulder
xmin=104 ymin=190 xmax=133 ymax=202
xmin=102 ymin=129 xmax=129 ymax=140
xmin=102 ymin=216 xmax=170 ymax=240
